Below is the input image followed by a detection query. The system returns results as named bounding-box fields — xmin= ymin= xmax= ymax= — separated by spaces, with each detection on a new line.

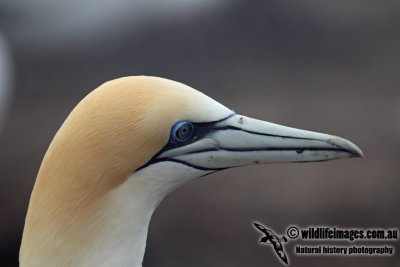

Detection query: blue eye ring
xmin=171 ymin=121 xmax=194 ymax=142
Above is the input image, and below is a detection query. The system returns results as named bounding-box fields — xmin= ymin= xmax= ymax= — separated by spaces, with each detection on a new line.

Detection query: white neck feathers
xmin=20 ymin=162 xmax=209 ymax=267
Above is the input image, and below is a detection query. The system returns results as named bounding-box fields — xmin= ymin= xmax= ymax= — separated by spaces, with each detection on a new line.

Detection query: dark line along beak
xmin=157 ymin=114 xmax=363 ymax=170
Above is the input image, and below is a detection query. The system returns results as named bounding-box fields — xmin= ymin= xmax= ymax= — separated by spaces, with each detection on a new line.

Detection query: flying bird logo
xmin=253 ymin=222 xmax=289 ymax=264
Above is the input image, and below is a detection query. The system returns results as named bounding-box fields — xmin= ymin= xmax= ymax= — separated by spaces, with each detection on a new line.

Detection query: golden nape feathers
xmin=20 ymin=76 xmax=231 ymax=266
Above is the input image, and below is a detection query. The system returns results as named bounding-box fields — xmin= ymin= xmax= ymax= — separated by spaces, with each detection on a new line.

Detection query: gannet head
xmin=125 ymin=76 xmax=362 ymax=176
xmin=20 ymin=76 xmax=362 ymax=267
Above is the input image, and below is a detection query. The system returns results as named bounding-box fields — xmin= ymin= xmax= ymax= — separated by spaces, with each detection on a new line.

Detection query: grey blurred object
xmin=0 ymin=0 xmax=226 ymax=48
xmin=0 ymin=32 xmax=13 ymax=132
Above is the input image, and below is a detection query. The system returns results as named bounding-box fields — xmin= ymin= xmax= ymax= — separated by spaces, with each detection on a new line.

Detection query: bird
xmin=253 ymin=222 xmax=289 ymax=264
xmin=19 ymin=76 xmax=363 ymax=267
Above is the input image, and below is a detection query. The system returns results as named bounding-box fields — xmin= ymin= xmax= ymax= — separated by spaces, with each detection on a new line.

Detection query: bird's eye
xmin=172 ymin=121 xmax=194 ymax=142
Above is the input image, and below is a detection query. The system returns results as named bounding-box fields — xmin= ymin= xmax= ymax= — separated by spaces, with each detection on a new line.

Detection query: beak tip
xmin=354 ymin=148 xmax=364 ymax=158
xmin=346 ymin=143 xmax=364 ymax=159
xmin=350 ymin=148 xmax=364 ymax=158
xmin=329 ymin=137 xmax=364 ymax=159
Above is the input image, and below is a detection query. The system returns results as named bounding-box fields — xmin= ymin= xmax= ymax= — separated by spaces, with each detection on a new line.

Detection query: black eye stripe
xmin=136 ymin=113 xmax=235 ymax=171
xmin=157 ymin=114 xmax=236 ymax=155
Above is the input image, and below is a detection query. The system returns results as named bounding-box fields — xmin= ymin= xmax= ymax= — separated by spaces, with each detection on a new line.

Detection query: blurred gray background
xmin=0 ymin=0 xmax=399 ymax=266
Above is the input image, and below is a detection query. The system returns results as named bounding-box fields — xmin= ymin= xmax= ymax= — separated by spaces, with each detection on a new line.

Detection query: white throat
xmin=85 ymin=162 xmax=210 ymax=267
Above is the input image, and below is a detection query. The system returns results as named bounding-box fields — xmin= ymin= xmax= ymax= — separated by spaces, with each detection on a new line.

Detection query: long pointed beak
xmin=158 ymin=114 xmax=363 ymax=170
